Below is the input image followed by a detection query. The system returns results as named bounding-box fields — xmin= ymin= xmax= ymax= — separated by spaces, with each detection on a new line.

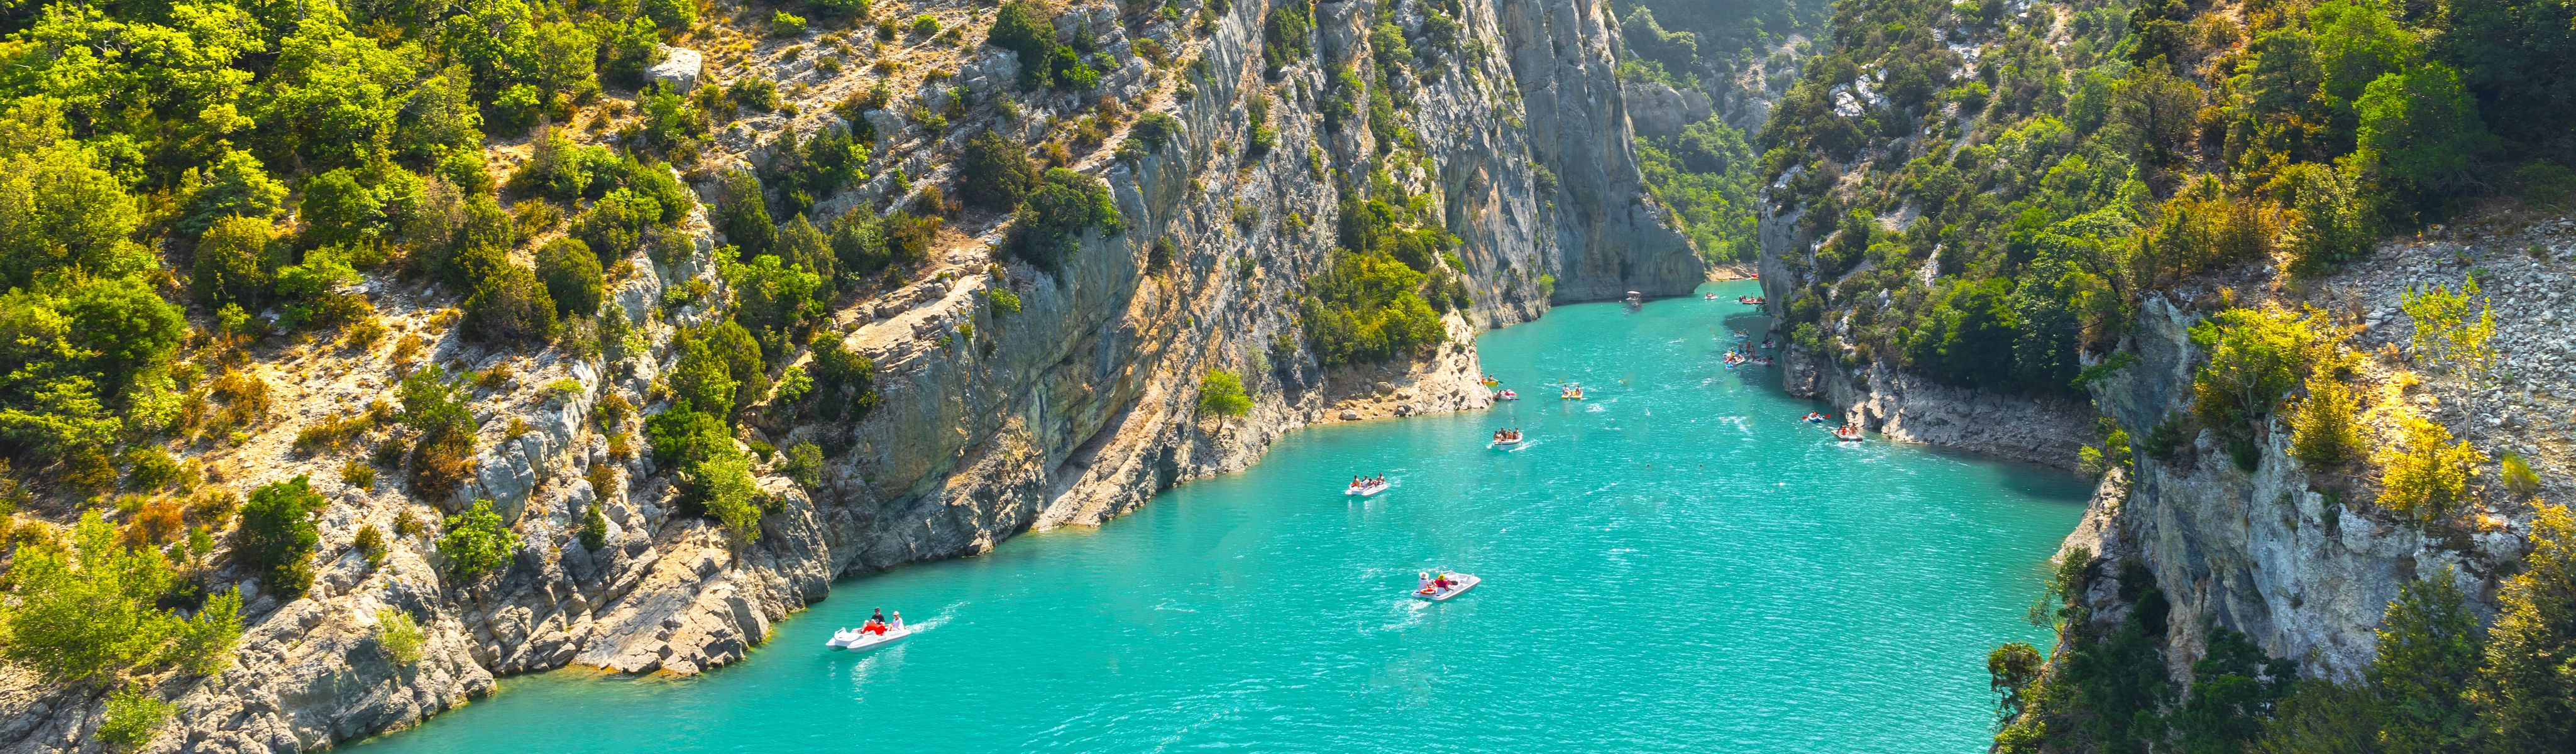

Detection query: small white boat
xmin=826 ymin=625 xmax=913 ymax=652
xmin=1494 ymin=390 xmax=1519 ymax=401
xmin=1415 ymin=574 xmax=1481 ymax=601
xmin=1490 ymin=436 xmax=1522 ymax=450
xmin=1347 ymin=480 xmax=1390 ymax=496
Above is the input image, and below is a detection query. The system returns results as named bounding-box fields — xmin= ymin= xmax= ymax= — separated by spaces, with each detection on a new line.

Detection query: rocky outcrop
xmin=1622 ymin=81 xmax=1712 ymax=138
xmin=1498 ymin=0 xmax=1704 ymax=301
xmin=0 ymin=3 xmax=1710 ymax=753
xmin=1776 ymin=345 xmax=2093 ymax=469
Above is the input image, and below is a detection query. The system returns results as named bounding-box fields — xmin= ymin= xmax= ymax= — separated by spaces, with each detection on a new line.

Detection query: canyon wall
xmin=0 ymin=1 xmax=1702 ymax=752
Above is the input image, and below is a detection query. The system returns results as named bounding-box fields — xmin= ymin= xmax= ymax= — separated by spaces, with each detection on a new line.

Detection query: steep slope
xmin=0 ymin=1 xmax=1699 ymax=751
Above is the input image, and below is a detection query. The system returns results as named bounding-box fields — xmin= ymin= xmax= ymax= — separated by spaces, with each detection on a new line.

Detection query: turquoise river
xmin=353 ymin=281 xmax=2089 ymax=752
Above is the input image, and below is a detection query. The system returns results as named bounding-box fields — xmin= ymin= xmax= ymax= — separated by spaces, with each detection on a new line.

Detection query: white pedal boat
xmin=826 ymin=625 xmax=913 ymax=652
xmin=1490 ymin=437 xmax=1522 ymax=450
xmin=1347 ymin=481 xmax=1389 ymax=497
xmin=1414 ymin=574 xmax=1480 ymax=601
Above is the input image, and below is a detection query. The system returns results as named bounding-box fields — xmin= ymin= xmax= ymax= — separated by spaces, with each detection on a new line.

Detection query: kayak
xmin=1347 ymin=481 xmax=1390 ymax=496
xmin=827 ymin=625 xmax=912 ymax=652
xmin=1415 ymin=574 xmax=1481 ymax=601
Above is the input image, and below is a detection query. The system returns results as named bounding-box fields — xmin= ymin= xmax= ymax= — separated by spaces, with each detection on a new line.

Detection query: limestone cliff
xmin=0 ymin=1 xmax=1700 ymax=752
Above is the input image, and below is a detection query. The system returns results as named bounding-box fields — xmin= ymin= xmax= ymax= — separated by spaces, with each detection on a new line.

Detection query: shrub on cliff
xmin=0 ymin=512 xmax=243 ymax=682
xmin=2288 ymin=373 xmax=2364 ymax=467
xmin=2373 ymin=413 xmax=2485 ymax=522
xmin=812 ymin=341 xmax=882 ymax=421
xmin=536 ymin=238 xmax=603 ymax=317
xmin=461 ymin=261 xmax=558 ymax=346
xmin=1299 ymin=250 xmax=1446 ymax=366
xmin=97 ymin=687 xmax=172 ymax=751
xmin=400 ymin=367 xmax=478 ymax=499
xmin=959 ymin=129 xmax=1041 ymax=210
xmin=375 ymin=608 xmax=427 ymax=664
xmin=193 ymin=216 xmax=282 ymax=307
xmin=1262 ymin=0 xmax=1315 ymax=72
xmin=238 ymin=476 xmax=326 ymax=598
xmin=1197 ymin=370 xmax=1252 ymax=430
xmin=439 ymin=500 xmax=519 ymax=578
xmin=1007 ymin=168 xmax=1121 ymax=270
xmin=2188 ymin=305 xmax=2331 ymax=442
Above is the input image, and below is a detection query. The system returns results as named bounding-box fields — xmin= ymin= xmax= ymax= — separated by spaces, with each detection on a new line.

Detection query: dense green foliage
xmin=1638 ymin=117 xmax=1764 ymax=262
xmin=399 ymin=367 xmax=478 ymax=499
xmin=438 ymin=500 xmax=518 ymax=579
xmin=1007 ymin=168 xmax=1122 ymax=270
xmin=375 ymin=608 xmax=426 ymax=664
xmin=236 ymin=476 xmax=325 ymax=598
xmin=0 ymin=511 xmax=241 ymax=682
xmin=1196 ymin=370 xmax=1252 ymax=427
xmin=960 ymin=129 xmax=1041 ymax=210
xmin=1760 ymin=0 xmax=2576 ymax=400
xmin=535 ymin=238 xmax=603 ymax=318
xmin=984 ymin=1 xmax=1101 ymax=90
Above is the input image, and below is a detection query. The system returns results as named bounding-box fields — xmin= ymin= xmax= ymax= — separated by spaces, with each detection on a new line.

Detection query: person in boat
xmin=1351 ymin=475 xmax=1362 ymax=488
xmin=1418 ymin=572 xmax=1434 ymax=593
xmin=889 ymin=611 xmax=905 ymax=632
xmin=866 ymin=608 xmax=887 ymax=634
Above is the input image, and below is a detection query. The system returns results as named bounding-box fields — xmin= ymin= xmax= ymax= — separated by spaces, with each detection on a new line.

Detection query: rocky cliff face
xmin=1756 ymin=193 xmax=2575 ymax=681
xmin=0 ymin=2 xmax=1702 ymax=752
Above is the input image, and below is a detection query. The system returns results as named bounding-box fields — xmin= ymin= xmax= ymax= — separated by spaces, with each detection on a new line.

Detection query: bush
xmin=535 ymin=238 xmax=604 ymax=317
xmin=724 ymin=253 xmax=822 ymax=340
xmin=1197 ymin=370 xmax=1252 ymax=427
xmin=959 ymin=129 xmax=1041 ymax=210
xmin=399 ymin=368 xmax=478 ymax=498
xmin=2289 ymin=373 xmax=2364 ymax=467
xmin=178 ymin=150 xmax=289 ymax=235
xmin=1 ymin=512 xmax=240 ymax=682
xmin=984 ymin=288 xmax=1022 ymax=315
xmin=461 ymin=262 xmax=559 ymax=346
xmin=580 ymin=502 xmax=609 ymax=549
xmin=783 ymin=441 xmax=823 ymax=488
xmin=353 ymin=523 xmax=387 ymax=567
xmin=2399 ymin=276 xmax=2497 ymax=376
xmin=273 ymin=248 xmax=366 ymax=329
xmin=1008 ymin=168 xmax=1121 ymax=270
xmin=715 ymin=169 xmax=774 ymax=254
xmin=573 ymin=189 xmax=661 ymax=261
xmin=986 ymin=2 xmax=1057 ymax=84
xmin=770 ymin=11 xmax=808 ymax=36
xmin=439 ymin=500 xmax=519 ymax=578
xmin=194 ymin=216 xmax=281 ymax=307
xmin=97 ymin=687 xmax=172 ymax=751
xmin=299 ymin=168 xmax=387 ymax=246
xmin=2189 ymin=305 xmax=2331 ymax=441
xmin=884 ymin=210 xmax=940 ymax=267
xmin=375 ymin=608 xmax=426 ymax=664
xmin=812 ymin=341 xmax=882 ymax=420
xmin=1262 ymin=0 xmax=1316 ymax=72
xmin=2374 ymin=413 xmax=2485 ymax=522
xmin=237 ymin=476 xmax=326 ymax=598
xmin=2501 ymin=452 xmax=2541 ymax=498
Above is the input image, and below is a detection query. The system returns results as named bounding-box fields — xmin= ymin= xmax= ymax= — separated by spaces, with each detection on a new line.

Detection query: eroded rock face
xmin=1622 ymin=82 xmax=1713 ymax=139
xmin=1496 ymin=0 xmax=1705 ymax=302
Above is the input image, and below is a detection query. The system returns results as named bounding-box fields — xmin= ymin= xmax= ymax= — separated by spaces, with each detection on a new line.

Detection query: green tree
xmin=0 ymin=512 xmax=185 ymax=681
xmin=573 ymin=188 xmax=661 ymax=261
xmin=2352 ymin=65 xmax=2495 ymax=208
xmin=1263 ymin=0 xmax=1316 ymax=71
xmin=439 ymin=500 xmax=519 ymax=578
xmin=2399 ymin=275 xmax=2497 ymax=377
xmin=2470 ymin=503 xmax=2576 ymax=751
xmin=2374 ymin=413 xmax=2485 ymax=522
xmin=178 ymin=150 xmax=289 ymax=234
xmin=535 ymin=238 xmax=604 ymax=317
xmin=2189 ymin=305 xmax=2330 ymax=440
xmin=299 ymin=168 xmax=388 ymax=246
xmin=97 ymin=687 xmax=172 ymax=751
xmin=1988 ymin=642 xmax=2047 ymax=723
xmin=715 ymin=169 xmax=774 ymax=254
xmin=2369 ymin=572 xmax=2484 ymax=754
xmin=1008 ymin=168 xmax=1121 ymax=270
xmin=724 ymin=253 xmax=821 ymax=341
xmin=986 ymin=1 xmax=1057 ymax=85
xmin=0 ymin=145 xmax=148 ymax=287
xmin=1197 ymin=369 xmax=1252 ymax=430
xmin=641 ymin=0 xmax=696 ymax=35
xmin=2289 ymin=373 xmax=2365 ymax=467
xmin=461 ymin=262 xmax=559 ymax=346
xmin=959 ymin=129 xmax=1040 ymax=210
xmin=192 ymin=216 xmax=280 ymax=308
xmin=238 ymin=476 xmax=327 ymax=598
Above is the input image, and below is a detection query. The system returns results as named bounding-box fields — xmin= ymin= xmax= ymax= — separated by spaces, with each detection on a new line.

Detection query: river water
xmin=351 ymin=281 xmax=2088 ymax=753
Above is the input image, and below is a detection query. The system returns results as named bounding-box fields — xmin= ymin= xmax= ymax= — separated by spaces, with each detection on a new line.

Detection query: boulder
xmin=649 ymin=46 xmax=703 ymax=92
